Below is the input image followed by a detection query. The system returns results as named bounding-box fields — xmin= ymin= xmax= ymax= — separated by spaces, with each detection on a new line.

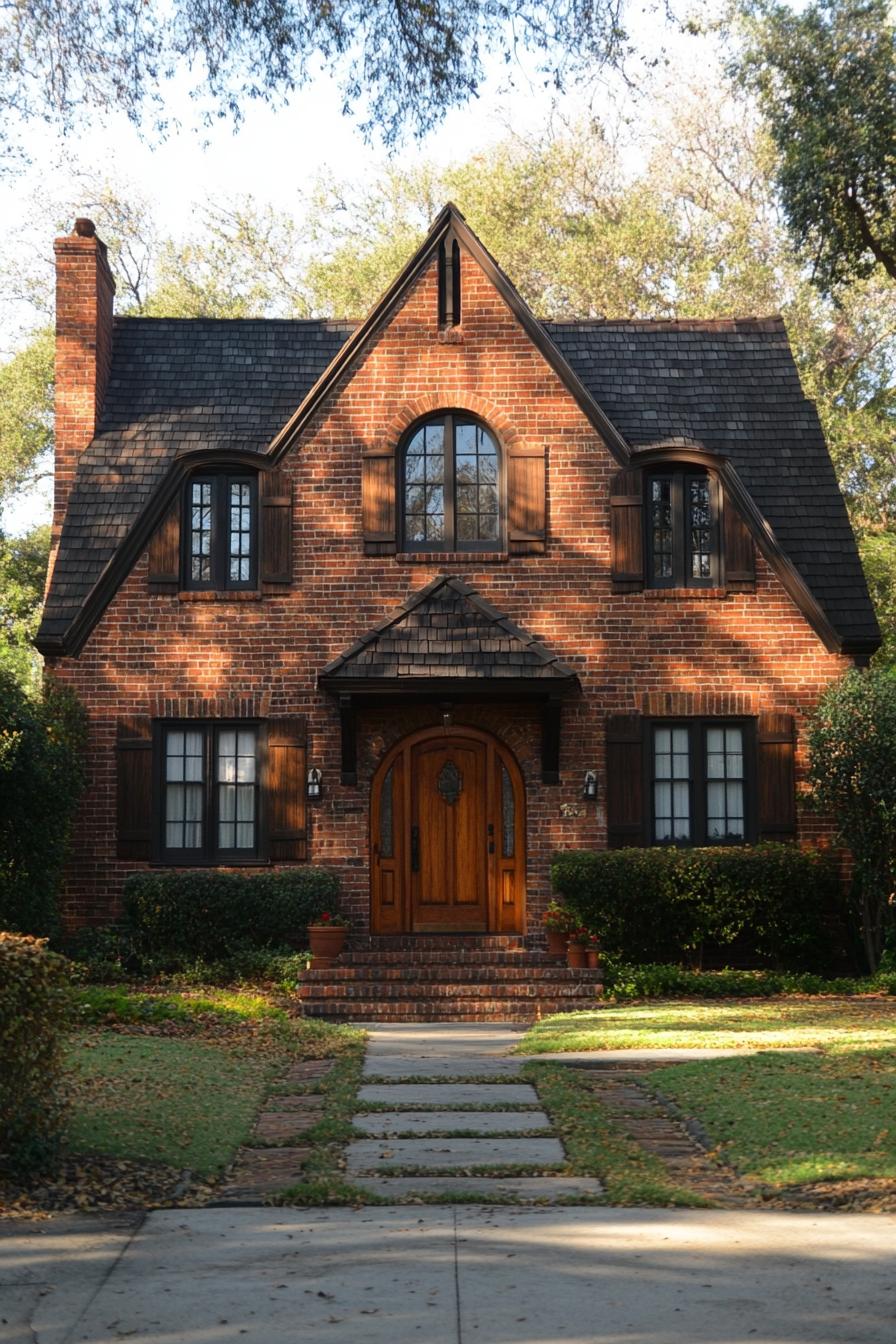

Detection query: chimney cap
xmin=73 ymin=218 xmax=97 ymax=238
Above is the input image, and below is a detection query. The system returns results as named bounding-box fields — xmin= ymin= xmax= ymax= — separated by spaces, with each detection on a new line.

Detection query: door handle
xmin=487 ymin=822 xmax=495 ymax=855
xmin=411 ymin=825 xmax=420 ymax=872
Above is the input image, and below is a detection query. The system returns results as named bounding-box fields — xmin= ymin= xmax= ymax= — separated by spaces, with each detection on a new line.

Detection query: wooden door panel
xmin=370 ymin=726 xmax=526 ymax=935
xmin=412 ymin=740 xmax=488 ymax=931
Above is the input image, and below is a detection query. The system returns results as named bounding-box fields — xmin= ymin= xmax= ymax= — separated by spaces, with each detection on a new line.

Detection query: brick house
xmin=38 ymin=207 xmax=879 ymax=1017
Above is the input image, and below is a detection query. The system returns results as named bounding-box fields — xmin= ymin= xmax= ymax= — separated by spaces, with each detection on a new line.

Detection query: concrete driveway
xmin=3 ymin=1205 xmax=894 ymax=1343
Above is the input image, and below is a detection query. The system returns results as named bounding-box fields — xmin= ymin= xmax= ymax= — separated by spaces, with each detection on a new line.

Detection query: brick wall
xmin=50 ymin=222 xmax=115 ymax=575
xmin=47 ymin=248 xmax=852 ymax=930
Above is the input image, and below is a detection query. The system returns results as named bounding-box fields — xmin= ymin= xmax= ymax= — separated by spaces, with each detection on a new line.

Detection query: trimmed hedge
xmin=551 ymin=844 xmax=845 ymax=972
xmin=601 ymin=959 xmax=896 ymax=1000
xmin=122 ymin=868 xmax=340 ymax=961
xmin=0 ymin=933 xmax=70 ymax=1172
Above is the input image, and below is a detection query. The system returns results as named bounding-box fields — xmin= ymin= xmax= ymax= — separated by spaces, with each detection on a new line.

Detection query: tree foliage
xmin=807 ymin=668 xmax=896 ymax=970
xmin=0 ymin=525 xmax=50 ymax=689
xmin=0 ymin=671 xmax=87 ymax=938
xmin=0 ymin=0 xmax=629 ymax=151
xmin=741 ymin=0 xmax=896 ymax=290
xmin=0 ymin=326 xmax=53 ymax=507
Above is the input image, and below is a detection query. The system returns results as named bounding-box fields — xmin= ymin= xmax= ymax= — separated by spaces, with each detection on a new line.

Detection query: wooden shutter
xmin=267 ymin=718 xmax=308 ymax=861
xmin=261 ymin=469 xmax=293 ymax=585
xmin=507 ymin=444 xmax=546 ymax=554
xmin=606 ymin=714 xmax=644 ymax=848
xmin=116 ymin=716 xmax=153 ymax=860
xmin=147 ymin=498 xmax=180 ymax=591
xmin=724 ymin=499 xmax=756 ymax=592
xmin=362 ymin=451 xmax=397 ymax=555
xmin=610 ymin=469 xmax=644 ymax=591
xmin=757 ymin=712 xmax=796 ymax=839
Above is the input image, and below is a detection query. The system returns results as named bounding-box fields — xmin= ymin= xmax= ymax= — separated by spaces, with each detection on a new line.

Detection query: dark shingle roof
xmin=39 ymin=311 xmax=878 ymax=652
xmin=39 ymin=317 xmax=355 ymax=638
xmin=545 ymin=317 xmax=878 ymax=647
xmin=319 ymin=576 xmax=578 ymax=684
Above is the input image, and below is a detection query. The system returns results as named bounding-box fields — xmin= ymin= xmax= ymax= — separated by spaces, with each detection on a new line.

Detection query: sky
xmin=0 ymin=2 xmax=721 ymax=534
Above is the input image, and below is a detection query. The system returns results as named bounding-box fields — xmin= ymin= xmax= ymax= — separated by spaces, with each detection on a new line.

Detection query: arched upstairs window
xmin=401 ymin=414 xmax=502 ymax=552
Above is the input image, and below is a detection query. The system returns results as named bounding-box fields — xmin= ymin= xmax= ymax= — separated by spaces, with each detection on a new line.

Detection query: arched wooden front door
xmin=370 ymin=726 xmax=526 ymax=934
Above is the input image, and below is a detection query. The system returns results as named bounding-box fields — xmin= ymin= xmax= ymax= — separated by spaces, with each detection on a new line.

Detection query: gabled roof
xmin=319 ymin=575 xmax=579 ymax=690
xmin=37 ymin=205 xmax=879 ymax=657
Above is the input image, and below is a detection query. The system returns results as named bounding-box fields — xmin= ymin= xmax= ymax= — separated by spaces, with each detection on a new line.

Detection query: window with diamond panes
xmin=183 ymin=474 xmax=257 ymax=590
xmin=402 ymin=414 xmax=502 ymax=551
xmin=160 ymin=723 xmax=261 ymax=861
xmin=646 ymin=469 xmax=718 ymax=587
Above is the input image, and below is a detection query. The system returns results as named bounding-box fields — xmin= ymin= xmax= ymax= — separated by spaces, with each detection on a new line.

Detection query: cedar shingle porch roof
xmin=318 ymin=575 xmax=579 ymax=690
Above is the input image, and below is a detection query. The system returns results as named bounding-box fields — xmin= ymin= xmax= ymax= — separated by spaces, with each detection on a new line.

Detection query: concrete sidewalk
xmin=3 ymin=1206 xmax=895 ymax=1343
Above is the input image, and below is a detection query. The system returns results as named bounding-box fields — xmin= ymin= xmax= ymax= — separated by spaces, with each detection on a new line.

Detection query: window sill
xmin=643 ymin=587 xmax=727 ymax=600
xmin=177 ymin=590 xmax=263 ymax=602
xmin=397 ymin=552 xmax=509 ymax=564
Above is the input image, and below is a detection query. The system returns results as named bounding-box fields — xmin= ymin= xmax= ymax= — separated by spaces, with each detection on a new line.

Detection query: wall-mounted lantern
xmin=306 ymin=767 xmax=323 ymax=802
xmin=582 ymin=770 xmax=598 ymax=801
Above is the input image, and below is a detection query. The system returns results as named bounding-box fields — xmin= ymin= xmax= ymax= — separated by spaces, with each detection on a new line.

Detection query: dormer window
xmin=401 ymin=414 xmax=502 ymax=552
xmin=184 ymin=473 xmax=258 ymax=591
xmin=647 ymin=468 xmax=720 ymax=588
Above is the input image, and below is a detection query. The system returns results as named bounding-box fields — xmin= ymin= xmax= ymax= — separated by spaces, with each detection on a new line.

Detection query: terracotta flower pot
xmin=586 ymin=949 xmax=600 ymax=969
xmin=307 ymin=925 xmax=348 ymax=962
xmin=546 ymin=929 xmax=569 ymax=959
xmin=566 ymin=943 xmax=587 ymax=969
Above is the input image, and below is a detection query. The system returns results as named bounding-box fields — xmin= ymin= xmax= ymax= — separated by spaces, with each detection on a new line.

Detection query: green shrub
xmin=806 ymin=667 xmax=896 ymax=971
xmin=0 ymin=932 xmax=71 ymax=1172
xmin=600 ymin=957 xmax=896 ymax=1000
xmin=551 ymin=843 xmax=844 ymax=972
xmin=122 ymin=868 xmax=340 ymax=962
xmin=0 ymin=672 xmax=86 ymax=937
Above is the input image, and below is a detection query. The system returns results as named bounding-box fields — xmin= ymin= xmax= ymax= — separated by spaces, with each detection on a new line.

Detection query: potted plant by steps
xmin=585 ymin=932 xmax=601 ymax=969
xmin=307 ymin=912 xmax=350 ymax=967
xmin=542 ymin=901 xmax=578 ymax=959
xmin=566 ymin=926 xmax=590 ymax=970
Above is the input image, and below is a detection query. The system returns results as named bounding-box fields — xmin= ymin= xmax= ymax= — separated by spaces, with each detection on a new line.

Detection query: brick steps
xmin=298 ymin=935 xmax=603 ymax=1022
xmin=339 ymin=950 xmax=549 ymax=967
xmin=303 ymin=964 xmax=590 ymax=984
xmin=300 ymin=999 xmax=597 ymax=1023
xmin=299 ymin=977 xmax=601 ymax=1001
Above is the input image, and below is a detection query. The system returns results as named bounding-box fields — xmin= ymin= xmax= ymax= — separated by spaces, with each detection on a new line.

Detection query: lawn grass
xmin=65 ymin=1032 xmax=280 ymax=1175
xmin=522 ymin=1062 xmax=710 ymax=1206
xmin=63 ymin=989 xmax=364 ymax=1180
xmin=648 ymin=1048 xmax=896 ymax=1187
xmin=71 ymin=984 xmax=290 ymax=1026
xmin=518 ymin=998 xmax=896 ymax=1053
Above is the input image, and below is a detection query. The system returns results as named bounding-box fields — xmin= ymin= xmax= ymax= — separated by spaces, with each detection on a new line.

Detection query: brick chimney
xmin=51 ymin=218 xmax=115 ymax=555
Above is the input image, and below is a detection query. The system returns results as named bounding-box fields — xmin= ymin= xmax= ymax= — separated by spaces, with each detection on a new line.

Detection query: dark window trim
xmin=646 ymin=717 xmax=757 ymax=847
xmin=182 ymin=472 xmax=259 ymax=592
xmin=153 ymin=719 xmax=268 ymax=866
xmin=646 ymin=466 xmax=720 ymax=589
xmin=399 ymin=411 xmax=505 ymax=554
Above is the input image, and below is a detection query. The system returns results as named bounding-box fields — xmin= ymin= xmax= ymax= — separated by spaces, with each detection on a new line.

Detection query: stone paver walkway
xmin=215 ymin=1059 xmax=334 ymax=1204
xmin=346 ymin=1022 xmax=605 ymax=1202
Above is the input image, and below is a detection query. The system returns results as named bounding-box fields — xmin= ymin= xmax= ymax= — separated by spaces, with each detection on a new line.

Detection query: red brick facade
xmin=46 ymin=232 xmax=853 ymax=932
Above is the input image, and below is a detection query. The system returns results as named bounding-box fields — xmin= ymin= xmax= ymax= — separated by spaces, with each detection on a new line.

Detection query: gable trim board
xmin=37 ymin=208 xmax=879 ymax=659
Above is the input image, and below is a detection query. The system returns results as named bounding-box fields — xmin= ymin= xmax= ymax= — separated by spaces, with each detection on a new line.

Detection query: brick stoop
xmin=297 ymin=935 xmax=604 ymax=1022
